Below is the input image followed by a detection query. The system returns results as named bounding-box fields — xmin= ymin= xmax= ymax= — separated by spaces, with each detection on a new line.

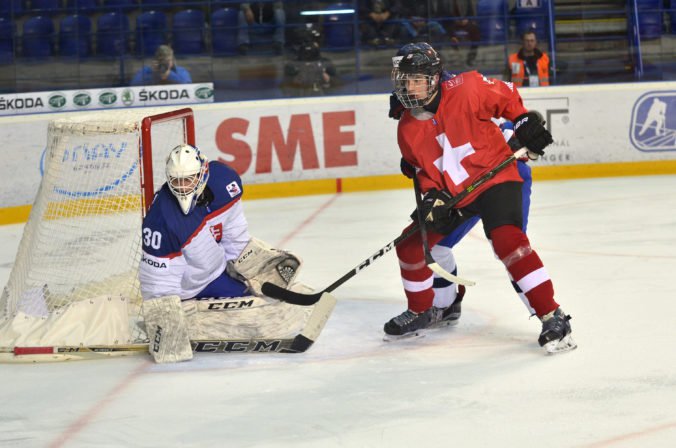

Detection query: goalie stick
xmin=412 ymin=173 xmax=476 ymax=287
xmin=0 ymin=292 xmax=336 ymax=362
xmin=262 ymin=148 xmax=529 ymax=306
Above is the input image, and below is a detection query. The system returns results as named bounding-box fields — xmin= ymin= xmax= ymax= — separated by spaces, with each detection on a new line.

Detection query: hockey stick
xmin=0 ymin=292 xmax=336 ymax=362
xmin=262 ymin=147 xmax=528 ymax=306
xmin=412 ymin=174 xmax=476 ymax=287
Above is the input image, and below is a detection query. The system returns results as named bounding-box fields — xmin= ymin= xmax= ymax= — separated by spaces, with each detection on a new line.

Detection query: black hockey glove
xmin=389 ymin=93 xmax=405 ymax=120
xmin=514 ymin=111 xmax=553 ymax=155
xmin=400 ymin=158 xmax=415 ymax=179
xmin=507 ymin=134 xmax=522 ymax=151
xmin=414 ymin=189 xmax=463 ymax=234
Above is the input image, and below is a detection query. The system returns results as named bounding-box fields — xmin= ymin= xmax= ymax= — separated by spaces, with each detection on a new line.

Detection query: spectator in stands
xmin=400 ymin=4 xmax=447 ymax=43
xmin=237 ymin=2 xmax=286 ymax=55
xmin=446 ymin=17 xmax=480 ymax=67
xmin=438 ymin=0 xmax=480 ymax=68
xmin=505 ymin=30 xmax=551 ymax=87
xmin=130 ymin=45 xmax=192 ymax=86
xmin=359 ymin=0 xmax=402 ymax=46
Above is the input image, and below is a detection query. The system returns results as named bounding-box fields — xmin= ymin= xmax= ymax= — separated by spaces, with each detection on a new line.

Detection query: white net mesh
xmin=0 ymin=108 xmax=191 ymax=354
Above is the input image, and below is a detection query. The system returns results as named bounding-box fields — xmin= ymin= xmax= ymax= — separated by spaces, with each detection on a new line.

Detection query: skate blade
xmin=383 ymin=330 xmax=426 ymax=342
xmin=429 ymin=319 xmax=460 ymax=329
xmin=543 ymin=334 xmax=577 ymax=354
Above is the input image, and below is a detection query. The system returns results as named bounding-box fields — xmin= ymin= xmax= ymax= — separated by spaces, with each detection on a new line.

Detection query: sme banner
xmin=1 ymin=81 xmax=676 ymax=210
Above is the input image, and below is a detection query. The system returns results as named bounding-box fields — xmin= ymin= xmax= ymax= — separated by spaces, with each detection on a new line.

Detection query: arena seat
xmin=635 ymin=0 xmax=663 ymax=40
xmin=96 ymin=11 xmax=130 ymax=57
xmin=22 ymin=15 xmax=55 ymax=58
xmin=28 ymin=0 xmax=61 ymax=15
xmin=477 ymin=0 xmax=507 ymax=43
xmin=172 ymin=9 xmax=205 ymax=55
xmin=514 ymin=0 xmax=548 ymax=40
xmin=0 ymin=16 xmax=15 ymax=63
xmin=0 ymin=0 xmax=23 ymax=18
xmin=65 ymin=0 xmax=98 ymax=13
xmin=136 ymin=10 xmax=167 ymax=56
xmin=101 ymin=0 xmax=136 ymax=12
xmin=59 ymin=14 xmax=92 ymax=58
xmin=211 ymin=7 xmax=238 ymax=55
xmin=323 ymin=2 xmax=354 ymax=49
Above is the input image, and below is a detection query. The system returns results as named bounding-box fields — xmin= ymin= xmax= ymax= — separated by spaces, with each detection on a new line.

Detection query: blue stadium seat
xmin=59 ymin=14 xmax=91 ymax=57
xmin=172 ymin=9 xmax=205 ymax=55
xmin=324 ymin=2 xmax=354 ymax=49
xmin=0 ymin=16 xmax=15 ymax=63
xmin=635 ymin=0 xmax=662 ymax=39
xmin=22 ymin=16 xmax=55 ymax=58
xmin=477 ymin=0 xmax=507 ymax=43
xmin=136 ymin=10 xmax=167 ymax=56
xmin=96 ymin=11 xmax=129 ymax=57
xmin=140 ymin=0 xmax=171 ymax=11
xmin=0 ymin=0 xmax=23 ymax=17
xmin=28 ymin=0 xmax=61 ymax=15
xmin=514 ymin=0 xmax=548 ymax=40
xmin=65 ymin=0 xmax=98 ymax=13
xmin=101 ymin=0 xmax=136 ymax=12
xmin=211 ymin=7 xmax=238 ymax=55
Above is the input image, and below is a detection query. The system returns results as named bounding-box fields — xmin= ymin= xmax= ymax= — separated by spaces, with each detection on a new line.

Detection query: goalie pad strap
xmin=227 ymin=237 xmax=301 ymax=296
xmin=143 ymin=295 xmax=193 ymax=363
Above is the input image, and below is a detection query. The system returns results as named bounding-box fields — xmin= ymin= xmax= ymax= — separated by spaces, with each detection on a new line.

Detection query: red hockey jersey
xmin=397 ymin=71 xmax=528 ymax=208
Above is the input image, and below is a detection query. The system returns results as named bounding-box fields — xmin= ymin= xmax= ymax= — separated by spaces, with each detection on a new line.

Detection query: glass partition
xmin=0 ymin=1 xmax=674 ymax=102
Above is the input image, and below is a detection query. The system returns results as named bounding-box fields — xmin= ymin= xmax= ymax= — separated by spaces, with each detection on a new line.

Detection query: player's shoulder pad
xmin=206 ymin=160 xmax=244 ymax=208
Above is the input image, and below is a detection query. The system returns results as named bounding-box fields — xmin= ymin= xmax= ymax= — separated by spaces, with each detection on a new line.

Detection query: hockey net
xmin=0 ymin=107 xmax=195 ymax=362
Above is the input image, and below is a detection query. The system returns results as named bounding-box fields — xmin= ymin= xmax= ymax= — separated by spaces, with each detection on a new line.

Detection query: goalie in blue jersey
xmin=139 ymin=144 xmax=333 ymax=363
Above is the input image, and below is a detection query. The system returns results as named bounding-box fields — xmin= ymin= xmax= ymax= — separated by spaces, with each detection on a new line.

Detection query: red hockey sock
xmin=489 ymin=225 xmax=558 ymax=316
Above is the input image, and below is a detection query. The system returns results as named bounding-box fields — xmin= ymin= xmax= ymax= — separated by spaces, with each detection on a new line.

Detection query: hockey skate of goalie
xmin=139 ymin=144 xmax=334 ymax=363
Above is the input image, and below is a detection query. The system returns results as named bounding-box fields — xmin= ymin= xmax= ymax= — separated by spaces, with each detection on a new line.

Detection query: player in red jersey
xmin=385 ymin=42 xmax=576 ymax=354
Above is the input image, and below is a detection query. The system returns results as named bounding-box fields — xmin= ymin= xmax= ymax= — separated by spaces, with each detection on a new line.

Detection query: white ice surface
xmin=1 ymin=175 xmax=676 ymax=448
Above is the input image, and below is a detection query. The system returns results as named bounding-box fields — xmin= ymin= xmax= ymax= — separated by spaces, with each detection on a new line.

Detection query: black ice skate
xmin=430 ymin=285 xmax=466 ymax=328
xmin=383 ymin=308 xmax=434 ymax=341
xmin=538 ymin=307 xmax=577 ymax=354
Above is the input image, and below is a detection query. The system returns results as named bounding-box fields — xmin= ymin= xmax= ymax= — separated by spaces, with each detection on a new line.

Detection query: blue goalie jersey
xmin=139 ymin=161 xmax=250 ymax=300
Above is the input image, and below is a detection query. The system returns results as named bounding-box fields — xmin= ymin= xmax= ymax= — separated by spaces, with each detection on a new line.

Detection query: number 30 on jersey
xmin=143 ymin=228 xmax=162 ymax=249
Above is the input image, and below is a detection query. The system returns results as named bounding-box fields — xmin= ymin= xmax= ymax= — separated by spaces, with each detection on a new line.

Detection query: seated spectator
xmin=130 ymin=45 xmax=192 ymax=86
xmin=438 ymin=0 xmax=480 ymax=68
xmin=446 ymin=17 xmax=480 ymax=67
xmin=238 ymin=2 xmax=285 ymax=55
xmin=400 ymin=4 xmax=447 ymax=43
xmin=359 ymin=0 xmax=402 ymax=46
xmin=504 ymin=30 xmax=551 ymax=87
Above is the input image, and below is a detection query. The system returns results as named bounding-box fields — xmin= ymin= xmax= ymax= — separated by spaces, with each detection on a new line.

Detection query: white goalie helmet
xmin=165 ymin=144 xmax=209 ymax=215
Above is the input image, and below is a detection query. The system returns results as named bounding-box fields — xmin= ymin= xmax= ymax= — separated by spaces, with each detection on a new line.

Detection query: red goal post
xmin=140 ymin=108 xmax=195 ymax=216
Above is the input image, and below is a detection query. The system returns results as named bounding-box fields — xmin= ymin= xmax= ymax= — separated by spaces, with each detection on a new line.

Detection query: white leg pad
xmin=143 ymin=295 xmax=193 ymax=363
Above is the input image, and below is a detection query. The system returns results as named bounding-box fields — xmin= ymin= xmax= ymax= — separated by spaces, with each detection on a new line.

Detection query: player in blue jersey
xmin=140 ymin=144 xmax=306 ymax=362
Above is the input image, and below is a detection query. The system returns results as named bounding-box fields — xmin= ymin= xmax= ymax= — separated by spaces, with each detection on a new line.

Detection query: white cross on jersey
xmin=433 ymin=133 xmax=475 ymax=186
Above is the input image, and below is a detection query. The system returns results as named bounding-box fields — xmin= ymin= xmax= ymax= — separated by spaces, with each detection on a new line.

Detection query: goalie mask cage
xmin=0 ymin=107 xmax=195 ymax=362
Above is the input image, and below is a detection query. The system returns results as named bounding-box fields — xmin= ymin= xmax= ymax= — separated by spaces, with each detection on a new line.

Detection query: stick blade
xmin=428 ymin=262 xmax=476 ymax=286
xmin=261 ymin=282 xmax=323 ymax=306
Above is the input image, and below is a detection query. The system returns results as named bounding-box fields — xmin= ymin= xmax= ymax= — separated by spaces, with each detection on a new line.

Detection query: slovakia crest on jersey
xmin=226 ymin=181 xmax=241 ymax=197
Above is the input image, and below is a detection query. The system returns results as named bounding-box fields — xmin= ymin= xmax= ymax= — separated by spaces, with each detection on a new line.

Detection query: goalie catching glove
xmin=227 ymin=237 xmax=302 ymax=297
xmin=514 ymin=111 xmax=553 ymax=156
xmin=415 ymin=189 xmax=468 ymax=234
